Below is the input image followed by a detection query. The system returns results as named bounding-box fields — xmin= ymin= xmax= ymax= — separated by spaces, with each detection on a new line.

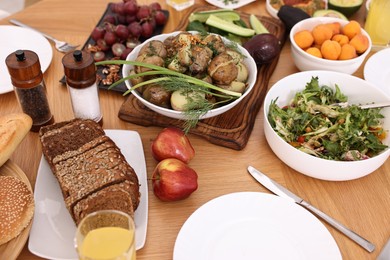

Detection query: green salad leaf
xmin=268 ymin=77 xmax=388 ymax=161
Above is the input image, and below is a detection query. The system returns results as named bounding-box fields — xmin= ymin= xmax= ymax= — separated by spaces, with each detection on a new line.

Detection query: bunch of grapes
xmin=90 ymin=0 xmax=167 ymax=61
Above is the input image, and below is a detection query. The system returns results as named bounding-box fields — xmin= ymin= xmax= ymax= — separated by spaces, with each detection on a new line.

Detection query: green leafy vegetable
xmin=268 ymin=76 xmax=388 ymax=161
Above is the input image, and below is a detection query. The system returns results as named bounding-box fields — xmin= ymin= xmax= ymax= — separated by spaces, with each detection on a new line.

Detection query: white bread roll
xmin=0 ymin=113 xmax=32 ymax=167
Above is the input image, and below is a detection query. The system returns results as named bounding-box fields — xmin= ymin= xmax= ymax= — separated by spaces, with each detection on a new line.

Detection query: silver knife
xmin=378 ymin=237 xmax=390 ymax=260
xmin=247 ymin=166 xmax=375 ymax=253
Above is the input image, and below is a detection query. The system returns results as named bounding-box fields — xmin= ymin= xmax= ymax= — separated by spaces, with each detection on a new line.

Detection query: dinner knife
xmin=247 ymin=166 xmax=376 ymax=253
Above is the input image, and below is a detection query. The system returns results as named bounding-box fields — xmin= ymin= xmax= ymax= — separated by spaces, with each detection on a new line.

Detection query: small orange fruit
xmin=339 ymin=44 xmax=357 ymax=60
xmin=312 ymin=24 xmax=333 ymax=45
xmin=342 ymin=20 xmax=361 ymax=40
xmin=349 ymin=33 xmax=369 ymax=54
xmin=325 ymin=22 xmax=341 ymax=36
xmin=321 ymin=40 xmax=341 ymax=60
xmin=306 ymin=47 xmax=323 ymax=58
xmin=332 ymin=34 xmax=349 ymax=46
xmin=294 ymin=30 xmax=314 ymax=49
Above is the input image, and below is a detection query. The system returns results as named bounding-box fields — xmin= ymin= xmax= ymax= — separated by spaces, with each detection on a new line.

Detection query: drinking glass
xmin=364 ymin=0 xmax=390 ymax=47
xmin=75 ymin=210 xmax=136 ymax=260
xmin=166 ymin=0 xmax=195 ymax=11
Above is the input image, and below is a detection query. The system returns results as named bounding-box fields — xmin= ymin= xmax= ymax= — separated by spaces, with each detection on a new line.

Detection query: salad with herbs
xmin=268 ymin=77 xmax=388 ymax=161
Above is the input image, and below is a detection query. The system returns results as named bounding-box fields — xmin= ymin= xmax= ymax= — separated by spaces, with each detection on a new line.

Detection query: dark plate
xmin=60 ymin=3 xmax=169 ymax=93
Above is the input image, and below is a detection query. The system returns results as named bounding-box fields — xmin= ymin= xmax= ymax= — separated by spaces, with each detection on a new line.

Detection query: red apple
xmin=152 ymin=158 xmax=198 ymax=201
xmin=151 ymin=127 xmax=195 ymax=163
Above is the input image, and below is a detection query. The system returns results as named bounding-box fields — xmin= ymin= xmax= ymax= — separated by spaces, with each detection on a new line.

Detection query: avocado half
xmin=328 ymin=0 xmax=363 ymax=17
xmin=313 ymin=9 xmax=348 ymax=20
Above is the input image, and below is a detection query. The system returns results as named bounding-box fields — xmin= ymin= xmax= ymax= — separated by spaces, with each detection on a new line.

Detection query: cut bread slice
xmin=39 ymin=119 xmax=140 ymax=225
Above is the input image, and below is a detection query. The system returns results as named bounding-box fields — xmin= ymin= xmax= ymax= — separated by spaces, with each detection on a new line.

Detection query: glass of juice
xmin=364 ymin=0 xmax=390 ymax=48
xmin=75 ymin=210 xmax=136 ymax=260
xmin=166 ymin=0 xmax=195 ymax=11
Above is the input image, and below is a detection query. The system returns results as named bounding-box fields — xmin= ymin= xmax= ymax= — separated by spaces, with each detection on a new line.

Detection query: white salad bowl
xmin=264 ymin=70 xmax=390 ymax=181
xmin=122 ymin=31 xmax=257 ymax=120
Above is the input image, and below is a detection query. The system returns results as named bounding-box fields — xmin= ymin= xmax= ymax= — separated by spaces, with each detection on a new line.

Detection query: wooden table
xmin=1 ymin=0 xmax=389 ymax=259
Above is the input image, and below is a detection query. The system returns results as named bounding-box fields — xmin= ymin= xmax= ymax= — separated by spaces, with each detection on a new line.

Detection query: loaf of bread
xmin=0 ymin=113 xmax=32 ymax=167
xmin=39 ymin=119 xmax=140 ymax=225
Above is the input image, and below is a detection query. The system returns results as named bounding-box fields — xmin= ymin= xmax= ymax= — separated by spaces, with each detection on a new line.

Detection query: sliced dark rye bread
xmin=72 ymin=181 xmax=136 ymax=225
xmin=39 ymin=119 xmax=105 ymax=169
xmin=39 ymin=119 xmax=140 ymax=225
xmin=56 ymin=144 xmax=139 ymax=214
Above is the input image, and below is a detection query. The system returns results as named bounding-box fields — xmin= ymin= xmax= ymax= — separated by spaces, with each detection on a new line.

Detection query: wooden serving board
xmin=118 ymin=5 xmax=286 ymax=150
xmin=0 ymin=160 xmax=33 ymax=260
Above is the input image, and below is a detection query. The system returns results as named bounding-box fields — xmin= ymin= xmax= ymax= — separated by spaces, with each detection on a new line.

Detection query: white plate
xmin=173 ymin=192 xmax=341 ymax=260
xmin=0 ymin=25 xmax=53 ymax=95
xmin=28 ymin=130 xmax=148 ymax=260
xmin=364 ymin=48 xmax=390 ymax=94
xmin=205 ymin=0 xmax=256 ymax=9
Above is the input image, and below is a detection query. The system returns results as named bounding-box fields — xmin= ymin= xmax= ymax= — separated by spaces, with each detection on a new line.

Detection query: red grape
xmin=124 ymin=1 xmax=138 ymax=16
xmin=103 ymin=14 xmax=117 ymax=25
xmin=120 ymin=48 xmax=133 ymax=60
xmin=104 ymin=31 xmax=118 ymax=46
xmin=141 ymin=21 xmax=153 ymax=38
xmin=149 ymin=2 xmax=162 ymax=11
xmin=112 ymin=42 xmax=126 ymax=57
xmin=126 ymin=15 xmax=137 ymax=24
xmin=149 ymin=16 xmax=156 ymax=30
xmin=96 ymin=39 xmax=110 ymax=51
xmin=91 ymin=26 xmax=106 ymax=41
xmin=93 ymin=51 xmax=106 ymax=62
xmin=115 ymin=24 xmax=129 ymax=40
xmin=137 ymin=5 xmax=150 ymax=20
xmin=128 ymin=21 xmax=142 ymax=38
xmin=113 ymin=2 xmax=125 ymax=15
xmin=154 ymin=10 xmax=167 ymax=25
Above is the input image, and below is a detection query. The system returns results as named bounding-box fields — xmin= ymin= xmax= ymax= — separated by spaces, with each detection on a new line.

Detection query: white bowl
xmin=122 ymin=31 xmax=257 ymax=120
xmin=290 ymin=17 xmax=372 ymax=75
xmin=264 ymin=70 xmax=390 ymax=181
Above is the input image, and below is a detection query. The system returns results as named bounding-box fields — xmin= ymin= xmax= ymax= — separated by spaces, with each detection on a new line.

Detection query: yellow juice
xmin=80 ymin=227 xmax=135 ymax=260
xmin=364 ymin=0 xmax=390 ymax=45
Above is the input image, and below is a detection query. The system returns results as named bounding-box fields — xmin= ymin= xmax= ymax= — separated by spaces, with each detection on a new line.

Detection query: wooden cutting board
xmin=118 ymin=5 xmax=286 ymax=150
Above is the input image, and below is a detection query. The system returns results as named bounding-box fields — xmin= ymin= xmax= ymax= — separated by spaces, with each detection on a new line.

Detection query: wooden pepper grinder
xmin=5 ymin=49 xmax=54 ymax=132
xmin=62 ymin=50 xmax=103 ymax=124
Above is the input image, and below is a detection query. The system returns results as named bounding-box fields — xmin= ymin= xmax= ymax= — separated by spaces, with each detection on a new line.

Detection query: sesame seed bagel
xmin=0 ymin=176 xmax=34 ymax=245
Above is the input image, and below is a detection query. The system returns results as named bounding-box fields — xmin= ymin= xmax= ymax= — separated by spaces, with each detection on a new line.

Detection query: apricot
xmin=342 ymin=20 xmax=361 ymax=40
xmin=294 ymin=30 xmax=314 ymax=49
xmin=349 ymin=33 xmax=369 ymax=54
xmin=306 ymin=47 xmax=323 ymax=58
xmin=312 ymin=24 xmax=333 ymax=45
xmin=339 ymin=43 xmax=357 ymax=60
xmin=325 ymin=22 xmax=341 ymax=36
xmin=332 ymin=34 xmax=349 ymax=46
xmin=321 ymin=40 xmax=341 ymax=60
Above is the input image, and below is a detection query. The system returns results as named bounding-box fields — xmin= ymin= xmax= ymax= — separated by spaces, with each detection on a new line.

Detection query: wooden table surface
xmin=1 ymin=0 xmax=389 ymax=259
